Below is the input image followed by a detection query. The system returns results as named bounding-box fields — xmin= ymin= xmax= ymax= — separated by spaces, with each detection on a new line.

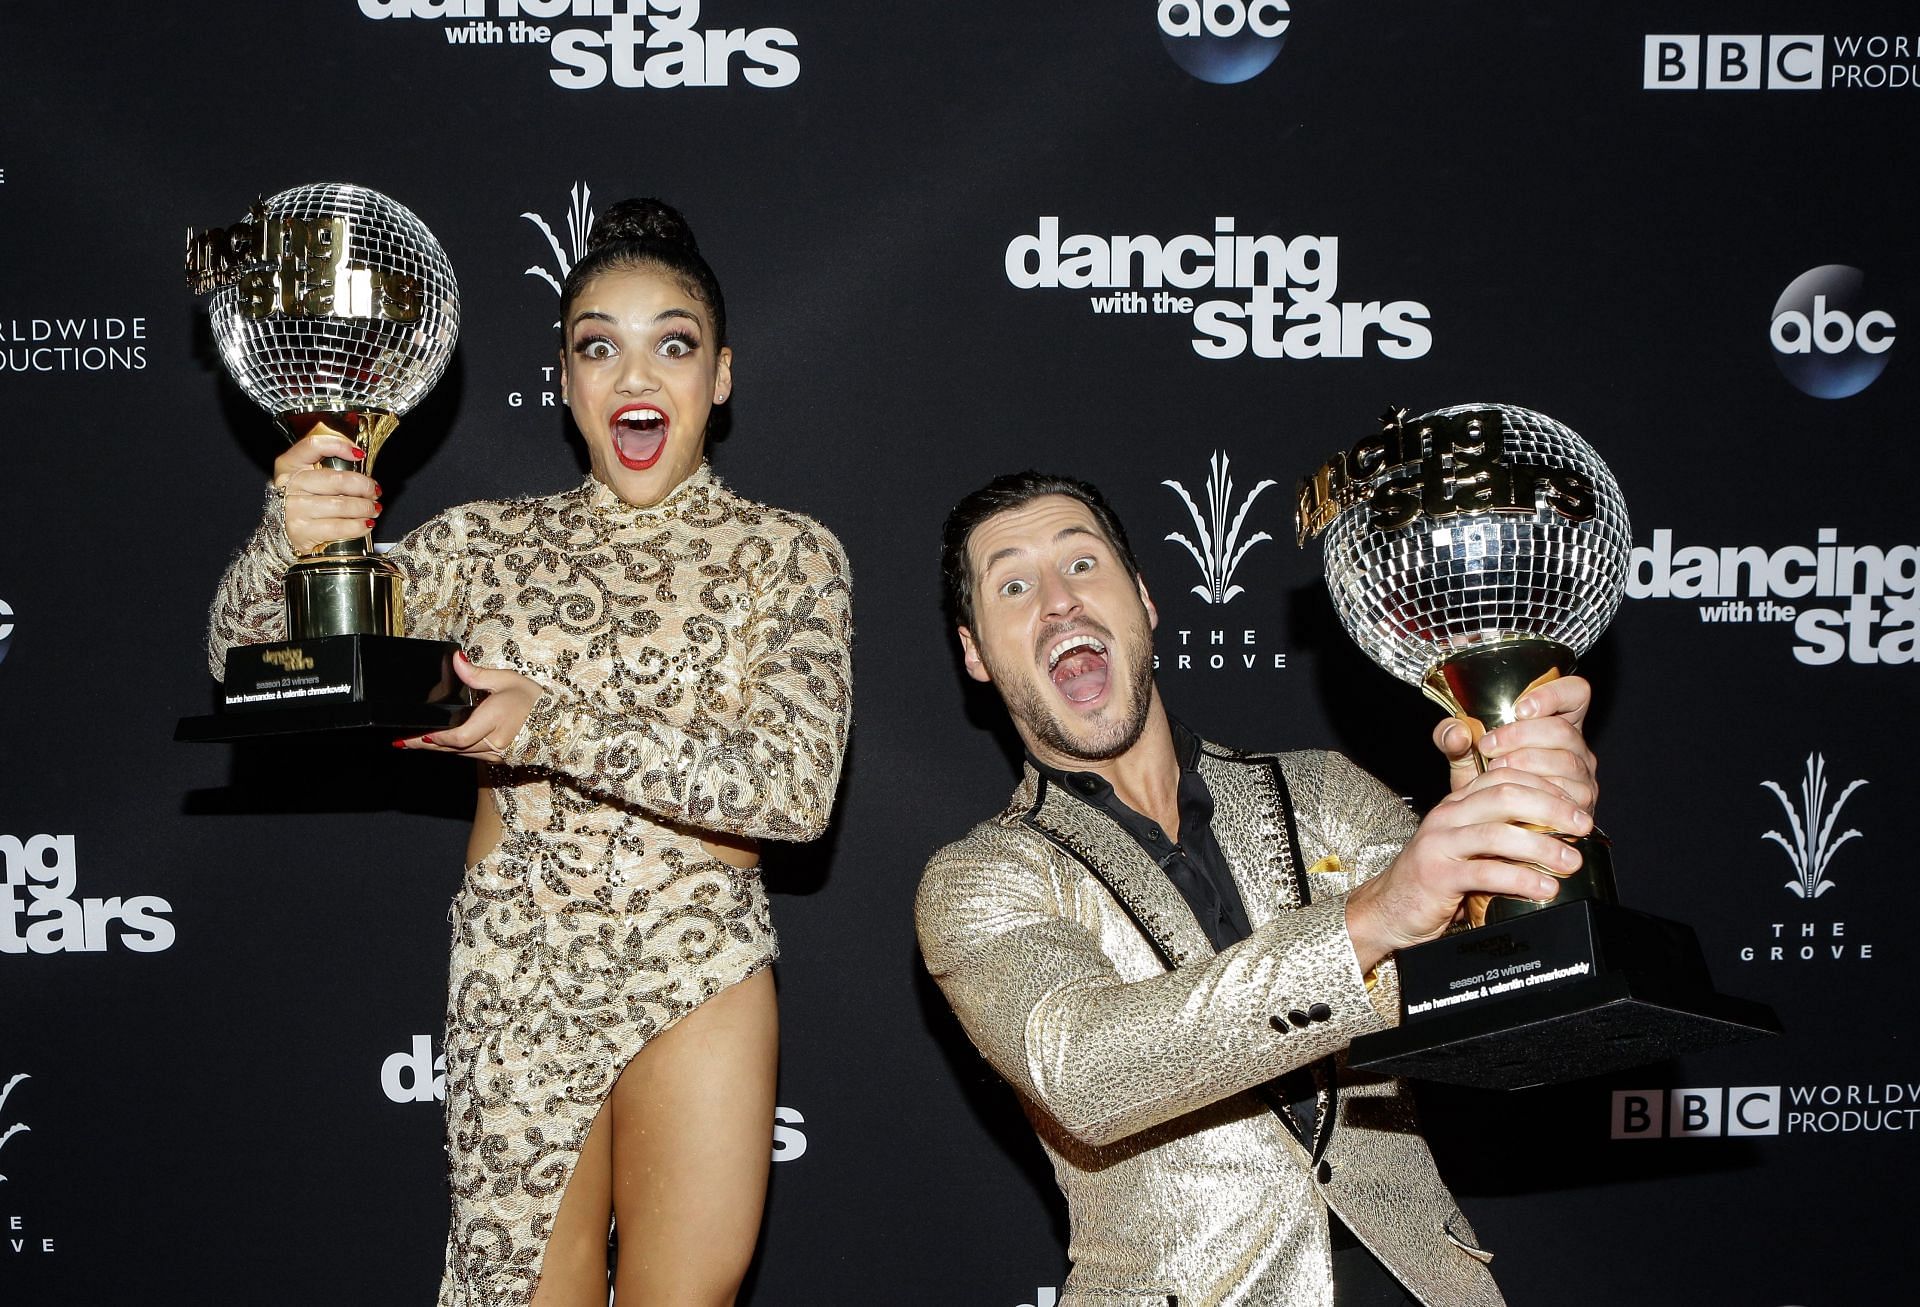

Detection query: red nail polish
xmin=390 ymin=739 xmax=407 ymax=749
xmin=373 ymin=482 xmax=383 ymax=498
xmin=349 ymin=447 xmax=366 ymax=460
xmin=365 ymin=518 xmax=377 ymax=528
xmin=421 ymin=734 xmax=436 ymax=745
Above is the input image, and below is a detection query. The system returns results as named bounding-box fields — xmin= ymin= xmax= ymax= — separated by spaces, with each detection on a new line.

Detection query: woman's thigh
xmin=610 ymin=966 xmax=779 ymax=1303
xmin=529 ymin=967 xmax=777 ymax=1307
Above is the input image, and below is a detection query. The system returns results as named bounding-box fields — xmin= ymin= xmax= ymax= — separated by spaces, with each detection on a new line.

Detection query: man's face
xmin=958 ymin=494 xmax=1158 ymax=769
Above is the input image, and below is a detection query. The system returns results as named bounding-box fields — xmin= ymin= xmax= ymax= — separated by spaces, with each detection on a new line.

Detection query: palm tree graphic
xmin=0 ymin=1073 xmax=29 ymax=1183
xmin=522 ymin=182 xmax=597 ymax=325
xmin=1162 ymin=452 xmax=1278 ymax=605
xmin=1761 ymin=753 xmax=1866 ymax=899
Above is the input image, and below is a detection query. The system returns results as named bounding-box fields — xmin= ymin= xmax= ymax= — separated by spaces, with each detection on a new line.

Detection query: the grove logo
xmin=1737 ymin=755 xmax=1874 ymax=966
xmin=0 ymin=597 xmax=13 ymax=667
xmin=1761 ymin=753 xmax=1866 ymax=900
xmin=0 ymin=1073 xmax=28 ymax=1182
xmin=1154 ymin=454 xmax=1290 ymax=675
xmin=1770 ymin=265 xmax=1896 ymax=399
xmin=1162 ymin=452 xmax=1277 ymax=604
xmin=1158 ymin=1 xmax=1291 ymax=84
xmin=507 ymin=181 xmax=596 ymax=409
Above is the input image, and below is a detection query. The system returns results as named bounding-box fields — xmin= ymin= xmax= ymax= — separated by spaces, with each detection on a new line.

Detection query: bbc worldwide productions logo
xmin=1643 ymin=35 xmax=1824 ymax=90
xmin=1156 ymin=1 xmax=1291 ymax=84
xmin=1614 ymin=1082 xmax=1920 ymax=1138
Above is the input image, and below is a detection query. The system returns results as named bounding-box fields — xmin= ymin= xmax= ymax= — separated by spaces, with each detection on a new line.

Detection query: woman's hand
xmin=393 ymin=653 xmax=542 ymax=764
xmin=274 ymin=430 xmax=380 ymax=556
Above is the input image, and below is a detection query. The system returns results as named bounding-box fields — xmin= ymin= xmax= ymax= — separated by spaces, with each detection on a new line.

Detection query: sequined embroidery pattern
xmin=208 ymin=464 xmax=852 ymax=1306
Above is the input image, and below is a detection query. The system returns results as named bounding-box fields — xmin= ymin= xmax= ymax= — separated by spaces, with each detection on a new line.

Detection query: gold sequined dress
xmin=207 ymin=464 xmax=853 ymax=1306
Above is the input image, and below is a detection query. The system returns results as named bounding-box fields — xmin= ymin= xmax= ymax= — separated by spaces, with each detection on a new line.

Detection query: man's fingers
xmin=1513 ymin=673 xmax=1591 ymax=726
xmin=1443 ymin=774 xmax=1591 ymax=835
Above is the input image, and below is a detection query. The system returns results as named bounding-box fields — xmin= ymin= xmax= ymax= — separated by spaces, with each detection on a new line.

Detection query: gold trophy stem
xmin=1420 ymin=637 xmax=1616 ymax=922
xmin=277 ymin=409 xmax=406 ymax=640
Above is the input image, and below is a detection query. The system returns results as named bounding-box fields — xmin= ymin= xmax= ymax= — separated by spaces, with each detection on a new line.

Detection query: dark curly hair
xmin=559 ymin=196 xmax=727 ymax=346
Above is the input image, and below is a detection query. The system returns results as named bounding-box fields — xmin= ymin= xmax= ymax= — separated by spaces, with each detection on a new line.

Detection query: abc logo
xmin=1157 ymin=1 xmax=1290 ymax=85
xmin=1770 ymin=265 xmax=1896 ymax=399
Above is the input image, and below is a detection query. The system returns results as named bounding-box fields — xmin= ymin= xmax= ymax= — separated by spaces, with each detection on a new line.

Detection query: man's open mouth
xmin=1047 ymin=633 xmax=1110 ymax=705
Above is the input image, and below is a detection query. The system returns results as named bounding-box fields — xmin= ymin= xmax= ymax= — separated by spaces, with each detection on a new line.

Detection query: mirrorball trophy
xmin=1297 ymin=403 xmax=1776 ymax=1088
xmin=176 ymin=183 xmax=471 ymax=740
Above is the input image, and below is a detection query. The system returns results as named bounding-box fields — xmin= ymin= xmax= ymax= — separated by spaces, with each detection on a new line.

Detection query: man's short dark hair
xmin=941 ymin=471 xmax=1143 ymax=630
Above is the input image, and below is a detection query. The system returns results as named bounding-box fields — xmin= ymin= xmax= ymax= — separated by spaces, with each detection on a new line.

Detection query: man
xmin=916 ymin=472 xmax=1599 ymax=1306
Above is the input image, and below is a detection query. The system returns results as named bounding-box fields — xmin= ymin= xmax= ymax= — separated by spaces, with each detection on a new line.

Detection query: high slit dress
xmin=207 ymin=464 xmax=853 ymax=1305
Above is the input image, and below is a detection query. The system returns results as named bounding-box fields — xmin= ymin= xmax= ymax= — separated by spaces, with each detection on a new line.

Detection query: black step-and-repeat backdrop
xmin=4 ymin=4 xmax=1914 ymax=1304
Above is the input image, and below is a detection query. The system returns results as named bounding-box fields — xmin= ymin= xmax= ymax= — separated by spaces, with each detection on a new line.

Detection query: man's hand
xmin=1347 ymin=676 xmax=1600 ymax=973
xmin=392 ymin=653 xmax=542 ymax=763
xmin=1435 ymin=673 xmax=1597 ymax=810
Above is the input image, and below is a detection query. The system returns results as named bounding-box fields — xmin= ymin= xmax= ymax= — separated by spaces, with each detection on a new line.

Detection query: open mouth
xmin=611 ymin=405 xmax=668 ymax=469
xmin=1046 ymin=633 xmax=1110 ymax=705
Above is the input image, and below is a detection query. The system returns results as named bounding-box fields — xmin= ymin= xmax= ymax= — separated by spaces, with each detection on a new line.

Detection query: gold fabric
xmin=917 ymin=744 xmax=1505 ymax=1307
xmin=209 ymin=465 xmax=853 ymax=1305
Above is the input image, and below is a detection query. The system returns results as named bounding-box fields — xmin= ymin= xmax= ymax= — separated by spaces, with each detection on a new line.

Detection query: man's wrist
xmin=1343 ymin=885 xmax=1396 ymax=977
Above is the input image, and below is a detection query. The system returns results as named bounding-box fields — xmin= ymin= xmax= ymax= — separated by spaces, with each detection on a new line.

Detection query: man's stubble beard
xmin=991 ymin=622 xmax=1157 ymax=765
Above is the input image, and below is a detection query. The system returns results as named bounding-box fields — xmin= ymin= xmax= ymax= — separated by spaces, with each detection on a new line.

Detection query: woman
xmin=208 ymin=199 xmax=853 ymax=1306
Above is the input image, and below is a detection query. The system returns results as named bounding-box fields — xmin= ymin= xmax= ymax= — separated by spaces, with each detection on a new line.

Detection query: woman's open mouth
xmin=611 ymin=404 xmax=668 ymax=469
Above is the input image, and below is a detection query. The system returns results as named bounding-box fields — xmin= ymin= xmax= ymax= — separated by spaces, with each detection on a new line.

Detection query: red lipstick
xmin=610 ymin=403 xmax=669 ymax=470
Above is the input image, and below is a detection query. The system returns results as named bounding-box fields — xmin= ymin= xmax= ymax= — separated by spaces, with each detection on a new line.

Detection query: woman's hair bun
xmin=586 ymin=197 xmax=699 ymax=255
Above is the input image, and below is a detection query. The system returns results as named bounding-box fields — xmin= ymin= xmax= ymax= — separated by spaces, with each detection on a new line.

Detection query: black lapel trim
xmin=1022 ymin=762 xmax=1338 ymax=1157
xmin=1267 ymin=755 xmax=1311 ymax=906
xmin=1022 ymin=776 xmax=1194 ymax=972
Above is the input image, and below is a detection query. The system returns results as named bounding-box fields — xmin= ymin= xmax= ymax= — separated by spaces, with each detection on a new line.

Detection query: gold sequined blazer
xmin=916 ymin=743 xmax=1505 ymax=1307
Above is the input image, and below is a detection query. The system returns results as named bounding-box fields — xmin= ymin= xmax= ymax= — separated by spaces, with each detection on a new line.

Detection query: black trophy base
xmin=175 ymin=635 xmax=475 ymax=742
xmin=1347 ymin=901 xmax=1780 ymax=1090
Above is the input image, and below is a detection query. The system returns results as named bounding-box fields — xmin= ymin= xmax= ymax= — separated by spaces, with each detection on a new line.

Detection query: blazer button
xmin=1288 ymin=1009 xmax=1311 ymax=1028
xmin=1308 ymin=1002 xmax=1332 ymax=1022
xmin=1316 ymin=1160 xmax=1333 ymax=1184
xmin=1268 ymin=1014 xmax=1290 ymax=1033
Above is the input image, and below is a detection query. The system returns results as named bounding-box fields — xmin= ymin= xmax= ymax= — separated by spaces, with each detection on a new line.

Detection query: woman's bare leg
xmin=528 ymin=966 xmax=778 ymax=1307
xmin=610 ymin=966 xmax=778 ymax=1304
xmin=529 ymin=1088 xmax=614 ymax=1306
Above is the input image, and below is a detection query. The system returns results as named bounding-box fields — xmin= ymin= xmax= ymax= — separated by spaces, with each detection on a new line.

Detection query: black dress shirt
xmin=1031 ymin=721 xmax=1419 ymax=1304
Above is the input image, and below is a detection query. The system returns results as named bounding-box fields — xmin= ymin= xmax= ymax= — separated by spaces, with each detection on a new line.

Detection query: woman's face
xmin=562 ymin=264 xmax=732 ymax=507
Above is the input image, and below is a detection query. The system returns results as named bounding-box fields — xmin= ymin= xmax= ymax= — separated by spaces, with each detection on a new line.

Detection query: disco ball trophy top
xmin=1298 ymin=404 xmax=1776 ymax=1088
xmin=177 ymin=183 xmax=471 ymax=740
